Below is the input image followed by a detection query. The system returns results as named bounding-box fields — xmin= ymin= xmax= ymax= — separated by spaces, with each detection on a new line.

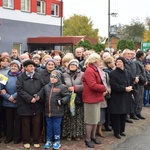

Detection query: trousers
xmin=46 ymin=116 xmax=62 ymax=142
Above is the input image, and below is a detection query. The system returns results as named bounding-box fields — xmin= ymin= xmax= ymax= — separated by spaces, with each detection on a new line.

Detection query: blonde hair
xmin=41 ymin=55 xmax=51 ymax=63
xmin=62 ymin=54 xmax=74 ymax=67
xmin=103 ymin=56 xmax=114 ymax=67
xmin=84 ymin=53 xmax=101 ymax=67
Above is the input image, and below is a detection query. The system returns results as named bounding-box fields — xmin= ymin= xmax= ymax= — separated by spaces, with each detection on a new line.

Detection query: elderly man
xmin=19 ymin=53 xmax=30 ymax=64
xmin=79 ymin=49 xmax=95 ymax=72
xmin=123 ymin=49 xmax=145 ymax=122
xmin=74 ymin=47 xmax=84 ymax=62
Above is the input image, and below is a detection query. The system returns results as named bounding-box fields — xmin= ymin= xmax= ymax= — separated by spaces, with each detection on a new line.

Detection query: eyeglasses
xmin=50 ymin=74 xmax=57 ymax=78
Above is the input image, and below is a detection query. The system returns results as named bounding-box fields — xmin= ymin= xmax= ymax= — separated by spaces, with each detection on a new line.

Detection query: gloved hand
xmin=57 ymin=99 xmax=63 ymax=106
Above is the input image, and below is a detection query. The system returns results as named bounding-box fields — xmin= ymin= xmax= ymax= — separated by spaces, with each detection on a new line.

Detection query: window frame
xmin=21 ymin=0 xmax=31 ymax=12
xmin=2 ymin=0 xmax=14 ymax=9
xmin=37 ymin=0 xmax=46 ymax=15
xmin=51 ymin=3 xmax=59 ymax=17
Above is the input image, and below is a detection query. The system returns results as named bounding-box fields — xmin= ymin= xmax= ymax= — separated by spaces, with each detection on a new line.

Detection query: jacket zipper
xmin=48 ymin=84 xmax=54 ymax=117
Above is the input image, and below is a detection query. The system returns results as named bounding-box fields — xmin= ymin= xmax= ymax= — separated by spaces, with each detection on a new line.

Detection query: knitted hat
xmin=68 ymin=59 xmax=79 ymax=68
xmin=45 ymin=58 xmax=56 ymax=66
xmin=23 ymin=60 xmax=35 ymax=67
xmin=50 ymin=70 xmax=62 ymax=81
xmin=10 ymin=60 xmax=21 ymax=69
xmin=116 ymin=57 xmax=126 ymax=66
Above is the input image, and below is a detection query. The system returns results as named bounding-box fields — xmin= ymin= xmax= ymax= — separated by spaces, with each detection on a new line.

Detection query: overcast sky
xmin=63 ymin=0 xmax=150 ymax=37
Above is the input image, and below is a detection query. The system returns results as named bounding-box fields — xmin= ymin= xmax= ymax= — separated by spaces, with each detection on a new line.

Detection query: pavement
xmin=0 ymin=107 xmax=150 ymax=150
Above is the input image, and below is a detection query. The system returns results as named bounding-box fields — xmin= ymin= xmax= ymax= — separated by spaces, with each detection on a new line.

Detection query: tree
xmin=143 ymin=17 xmax=150 ymax=42
xmin=123 ymin=19 xmax=145 ymax=42
xmin=143 ymin=30 xmax=150 ymax=42
xmin=75 ymin=40 xmax=93 ymax=50
xmin=92 ymin=43 xmax=105 ymax=53
xmin=63 ymin=14 xmax=99 ymax=38
xmin=115 ymin=19 xmax=145 ymax=43
xmin=117 ymin=39 xmax=135 ymax=50
xmin=145 ymin=17 xmax=150 ymax=29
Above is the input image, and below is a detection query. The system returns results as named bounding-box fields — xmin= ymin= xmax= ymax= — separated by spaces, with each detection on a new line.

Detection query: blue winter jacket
xmin=0 ymin=70 xmax=21 ymax=108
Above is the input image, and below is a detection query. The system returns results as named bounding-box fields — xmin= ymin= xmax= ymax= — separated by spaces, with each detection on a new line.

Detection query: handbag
xmin=104 ymin=93 xmax=111 ymax=101
xmin=69 ymin=76 xmax=83 ymax=106
xmin=69 ymin=92 xmax=76 ymax=116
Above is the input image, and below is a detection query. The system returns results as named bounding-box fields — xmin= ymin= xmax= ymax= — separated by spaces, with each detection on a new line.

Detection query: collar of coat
xmin=88 ymin=64 xmax=98 ymax=72
xmin=22 ymin=72 xmax=39 ymax=80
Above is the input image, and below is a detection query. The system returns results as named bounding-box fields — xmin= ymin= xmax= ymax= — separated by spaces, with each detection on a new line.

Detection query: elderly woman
xmin=62 ymin=59 xmax=84 ymax=141
xmin=39 ymin=55 xmax=52 ymax=70
xmin=16 ymin=60 xmax=44 ymax=149
xmin=40 ymin=58 xmax=56 ymax=85
xmin=82 ymin=53 xmax=106 ymax=148
xmin=0 ymin=60 xmax=22 ymax=144
xmin=61 ymin=53 xmax=74 ymax=73
xmin=108 ymin=57 xmax=134 ymax=139
xmin=103 ymin=56 xmax=116 ymax=74
xmin=103 ymin=56 xmax=116 ymax=131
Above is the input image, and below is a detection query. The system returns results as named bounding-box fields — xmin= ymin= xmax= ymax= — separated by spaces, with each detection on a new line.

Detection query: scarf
xmin=96 ymin=66 xmax=108 ymax=89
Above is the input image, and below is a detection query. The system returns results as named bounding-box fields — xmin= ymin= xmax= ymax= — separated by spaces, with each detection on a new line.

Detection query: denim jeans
xmin=143 ymin=89 xmax=150 ymax=105
xmin=46 ymin=116 xmax=62 ymax=142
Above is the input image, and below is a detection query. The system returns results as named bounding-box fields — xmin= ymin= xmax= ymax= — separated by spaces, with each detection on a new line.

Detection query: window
xmin=13 ymin=43 xmax=22 ymax=55
xmin=51 ymin=3 xmax=59 ymax=16
xmin=37 ymin=0 xmax=46 ymax=14
xmin=3 ymin=0 xmax=14 ymax=9
xmin=21 ymin=0 xmax=30 ymax=12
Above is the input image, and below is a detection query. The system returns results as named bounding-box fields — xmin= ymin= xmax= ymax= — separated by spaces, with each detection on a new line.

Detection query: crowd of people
xmin=0 ymin=47 xmax=149 ymax=149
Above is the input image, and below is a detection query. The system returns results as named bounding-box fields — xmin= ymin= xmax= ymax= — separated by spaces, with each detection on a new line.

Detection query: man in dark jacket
xmin=74 ymin=47 xmax=84 ymax=62
xmin=133 ymin=51 xmax=147 ymax=119
xmin=123 ymin=49 xmax=140 ymax=122
xmin=16 ymin=60 xmax=44 ymax=149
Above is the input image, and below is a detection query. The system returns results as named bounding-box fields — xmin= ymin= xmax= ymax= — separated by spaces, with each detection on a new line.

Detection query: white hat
xmin=68 ymin=59 xmax=79 ymax=68
xmin=10 ymin=60 xmax=21 ymax=69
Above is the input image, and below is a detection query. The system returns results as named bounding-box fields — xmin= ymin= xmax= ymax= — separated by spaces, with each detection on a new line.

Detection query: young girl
xmin=42 ymin=70 xmax=70 ymax=149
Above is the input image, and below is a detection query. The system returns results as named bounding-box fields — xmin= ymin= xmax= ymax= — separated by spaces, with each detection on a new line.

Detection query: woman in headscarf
xmin=108 ymin=57 xmax=134 ymax=139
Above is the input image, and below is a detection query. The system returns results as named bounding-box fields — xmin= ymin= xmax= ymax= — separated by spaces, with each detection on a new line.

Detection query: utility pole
xmin=60 ymin=0 xmax=63 ymax=51
xmin=60 ymin=0 xmax=63 ymax=37
xmin=108 ymin=0 xmax=111 ymax=50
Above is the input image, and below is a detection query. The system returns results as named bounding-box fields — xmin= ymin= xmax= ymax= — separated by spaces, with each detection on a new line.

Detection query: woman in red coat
xmin=82 ymin=53 xmax=106 ymax=148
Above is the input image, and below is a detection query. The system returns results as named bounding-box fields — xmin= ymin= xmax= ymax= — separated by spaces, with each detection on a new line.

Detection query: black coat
xmin=41 ymin=81 xmax=70 ymax=117
xmin=40 ymin=69 xmax=52 ymax=85
xmin=16 ymin=72 xmax=44 ymax=116
xmin=108 ymin=68 xmax=134 ymax=114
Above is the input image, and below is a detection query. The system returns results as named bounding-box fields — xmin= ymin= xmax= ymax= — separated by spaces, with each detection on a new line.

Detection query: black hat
xmin=116 ymin=57 xmax=126 ymax=66
xmin=23 ymin=60 xmax=35 ymax=67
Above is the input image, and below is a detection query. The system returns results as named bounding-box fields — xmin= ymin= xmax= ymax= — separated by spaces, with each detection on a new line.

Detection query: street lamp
xmin=108 ymin=0 xmax=118 ymax=52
